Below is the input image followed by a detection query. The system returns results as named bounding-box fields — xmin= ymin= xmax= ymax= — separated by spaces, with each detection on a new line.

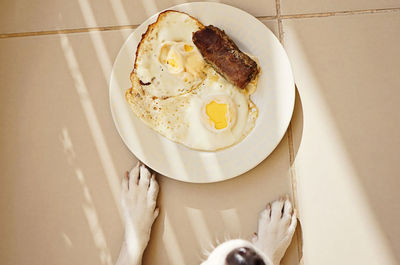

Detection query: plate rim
xmin=109 ymin=2 xmax=295 ymax=183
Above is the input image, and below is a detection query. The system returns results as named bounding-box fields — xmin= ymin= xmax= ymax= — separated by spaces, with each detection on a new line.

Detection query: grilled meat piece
xmin=192 ymin=25 xmax=259 ymax=89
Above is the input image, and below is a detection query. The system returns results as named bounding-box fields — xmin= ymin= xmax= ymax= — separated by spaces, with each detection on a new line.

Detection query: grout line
xmin=275 ymin=0 xmax=284 ymax=43
xmin=256 ymin=15 xmax=278 ymax=20
xmin=275 ymin=0 xmax=303 ymax=261
xmin=0 ymin=16 xmax=276 ymax=39
xmin=281 ymin=6 xmax=400 ymax=20
xmin=1 ymin=7 xmax=399 ymax=39
xmin=0 ymin=24 xmax=138 ymax=39
xmin=287 ymin=124 xmax=298 ymax=208
xmin=287 ymin=71 xmax=304 ymax=265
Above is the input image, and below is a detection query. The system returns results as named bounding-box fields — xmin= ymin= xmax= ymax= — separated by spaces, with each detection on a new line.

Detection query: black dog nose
xmin=226 ymin=247 xmax=265 ymax=265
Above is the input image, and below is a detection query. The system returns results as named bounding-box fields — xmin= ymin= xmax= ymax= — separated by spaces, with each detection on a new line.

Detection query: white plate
xmin=109 ymin=2 xmax=295 ymax=183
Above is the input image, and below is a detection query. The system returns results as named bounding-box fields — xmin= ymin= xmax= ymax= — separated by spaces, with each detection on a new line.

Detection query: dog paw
xmin=121 ymin=162 xmax=159 ymax=253
xmin=254 ymin=197 xmax=297 ymax=265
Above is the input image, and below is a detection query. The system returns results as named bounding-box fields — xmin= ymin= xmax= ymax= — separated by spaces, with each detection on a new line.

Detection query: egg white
xmin=127 ymin=11 xmax=259 ymax=151
xmin=133 ymin=11 xmax=205 ymax=98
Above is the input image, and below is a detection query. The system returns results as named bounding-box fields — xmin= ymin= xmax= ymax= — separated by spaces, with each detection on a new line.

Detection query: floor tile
xmin=283 ymin=13 xmax=400 ymax=265
xmin=261 ymin=19 xmax=279 ymax=37
xmin=0 ymin=0 xmax=276 ymax=34
xmin=281 ymin=0 xmax=400 ymax=15
xmin=0 ymin=29 xmax=136 ymax=265
xmin=146 ymin=135 xmax=300 ymax=265
xmin=0 ymin=21 xmax=298 ymax=265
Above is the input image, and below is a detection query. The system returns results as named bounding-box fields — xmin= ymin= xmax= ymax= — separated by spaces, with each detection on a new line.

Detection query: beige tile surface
xmin=0 ymin=0 xmax=276 ymax=34
xmin=283 ymin=12 xmax=400 ymax=265
xmin=262 ymin=19 xmax=279 ymax=37
xmin=0 ymin=30 xmax=136 ymax=265
xmin=0 ymin=22 xmax=301 ymax=265
xmin=146 ymin=135 xmax=300 ymax=265
xmin=281 ymin=0 xmax=400 ymax=15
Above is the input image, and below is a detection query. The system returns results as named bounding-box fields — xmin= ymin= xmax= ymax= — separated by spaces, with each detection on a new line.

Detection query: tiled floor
xmin=1 ymin=1 xmax=400 ymax=265
xmin=284 ymin=12 xmax=400 ymax=265
xmin=0 ymin=0 xmax=276 ymax=34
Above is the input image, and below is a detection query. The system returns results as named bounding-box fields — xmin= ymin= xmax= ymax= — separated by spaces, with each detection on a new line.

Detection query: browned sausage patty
xmin=192 ymin=25 xmax=259 ymax=89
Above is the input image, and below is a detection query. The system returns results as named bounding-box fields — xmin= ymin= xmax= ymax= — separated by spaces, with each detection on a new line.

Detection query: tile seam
xmin=287 ymin=124 xmax=298 ymax=208
xmin=287 ymin=122 xmax=303 ymax=265
xmin=0 ymin=25 xmax=138 ymax=39
xmin=276 ymin=0 xmax=303 ymax=263
xmin=276 ymin=0 xmax=298 ymax=227
xmin=0 ymin=16 xmax=274 ymax=39
xmin=281 ymin=6 xmax=400 ymax=20
xmin=257 ymin=15 xmax=278 ymax=20
xmin=275 ymin=0 xmax=284 ymax=43
xmin=1 ymin=7 xmax=399 ymax=39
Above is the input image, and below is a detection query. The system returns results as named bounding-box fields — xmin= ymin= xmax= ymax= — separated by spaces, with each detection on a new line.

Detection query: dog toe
xmin=281 ymin=199 xmax=293 ymax=226
xmin=283 ymin=198 xmax=293 ymax=216
xmin=122 ymin=171 xmax=129 ymax=192
xmin=148 ymin=174 xmax=159 ymax=200
xmin=139 ymin=164 xmax=151 ymax=188
xmin=128 ymin=161 xmax=141 ymax=188
xmin=270 ymin=198 xmax=285 ymax=221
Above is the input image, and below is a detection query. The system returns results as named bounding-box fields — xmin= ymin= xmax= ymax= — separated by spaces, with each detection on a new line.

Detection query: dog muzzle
xmin=226 ymin=247 xmax=265 ymax=265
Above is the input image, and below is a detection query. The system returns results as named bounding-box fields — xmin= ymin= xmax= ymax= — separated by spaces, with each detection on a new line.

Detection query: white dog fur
xmin=116 ymin=162 xmax=297 ymax=265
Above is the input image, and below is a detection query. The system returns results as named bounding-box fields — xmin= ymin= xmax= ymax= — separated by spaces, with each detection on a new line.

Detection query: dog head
xmin=201 ymin=239 xmax=272 ymax=265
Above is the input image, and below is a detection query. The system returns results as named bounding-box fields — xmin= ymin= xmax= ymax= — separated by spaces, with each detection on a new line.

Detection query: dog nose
xmin=226 ymin=247 xmax=265 ymax=265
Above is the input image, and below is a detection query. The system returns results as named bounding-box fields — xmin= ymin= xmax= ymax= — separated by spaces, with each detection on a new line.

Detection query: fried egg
xmin=133 ymin=11 xmax=205 ymax=98
xmin=127 ymin=11 xmax=259 ymax=151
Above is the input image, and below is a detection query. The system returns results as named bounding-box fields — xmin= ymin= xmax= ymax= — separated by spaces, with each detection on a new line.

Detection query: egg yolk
xmin=166 ymin=49 xmax=183 ymax=73
xmin=159 ymin=42 xmax=205 ymax=79
xmin=205 ymin=101 xmax=229 ymax=130
xmin=167 ymin=58 xmax=177 ymax=68
xmin=184 ymin=44 xmax=193 ymax=52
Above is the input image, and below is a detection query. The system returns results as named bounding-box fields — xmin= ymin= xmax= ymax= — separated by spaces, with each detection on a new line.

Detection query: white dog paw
xmin=121 ymin=162 xmax=159 ymax=254
xmin=254 ymin=197 xmax=297 ymax=265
